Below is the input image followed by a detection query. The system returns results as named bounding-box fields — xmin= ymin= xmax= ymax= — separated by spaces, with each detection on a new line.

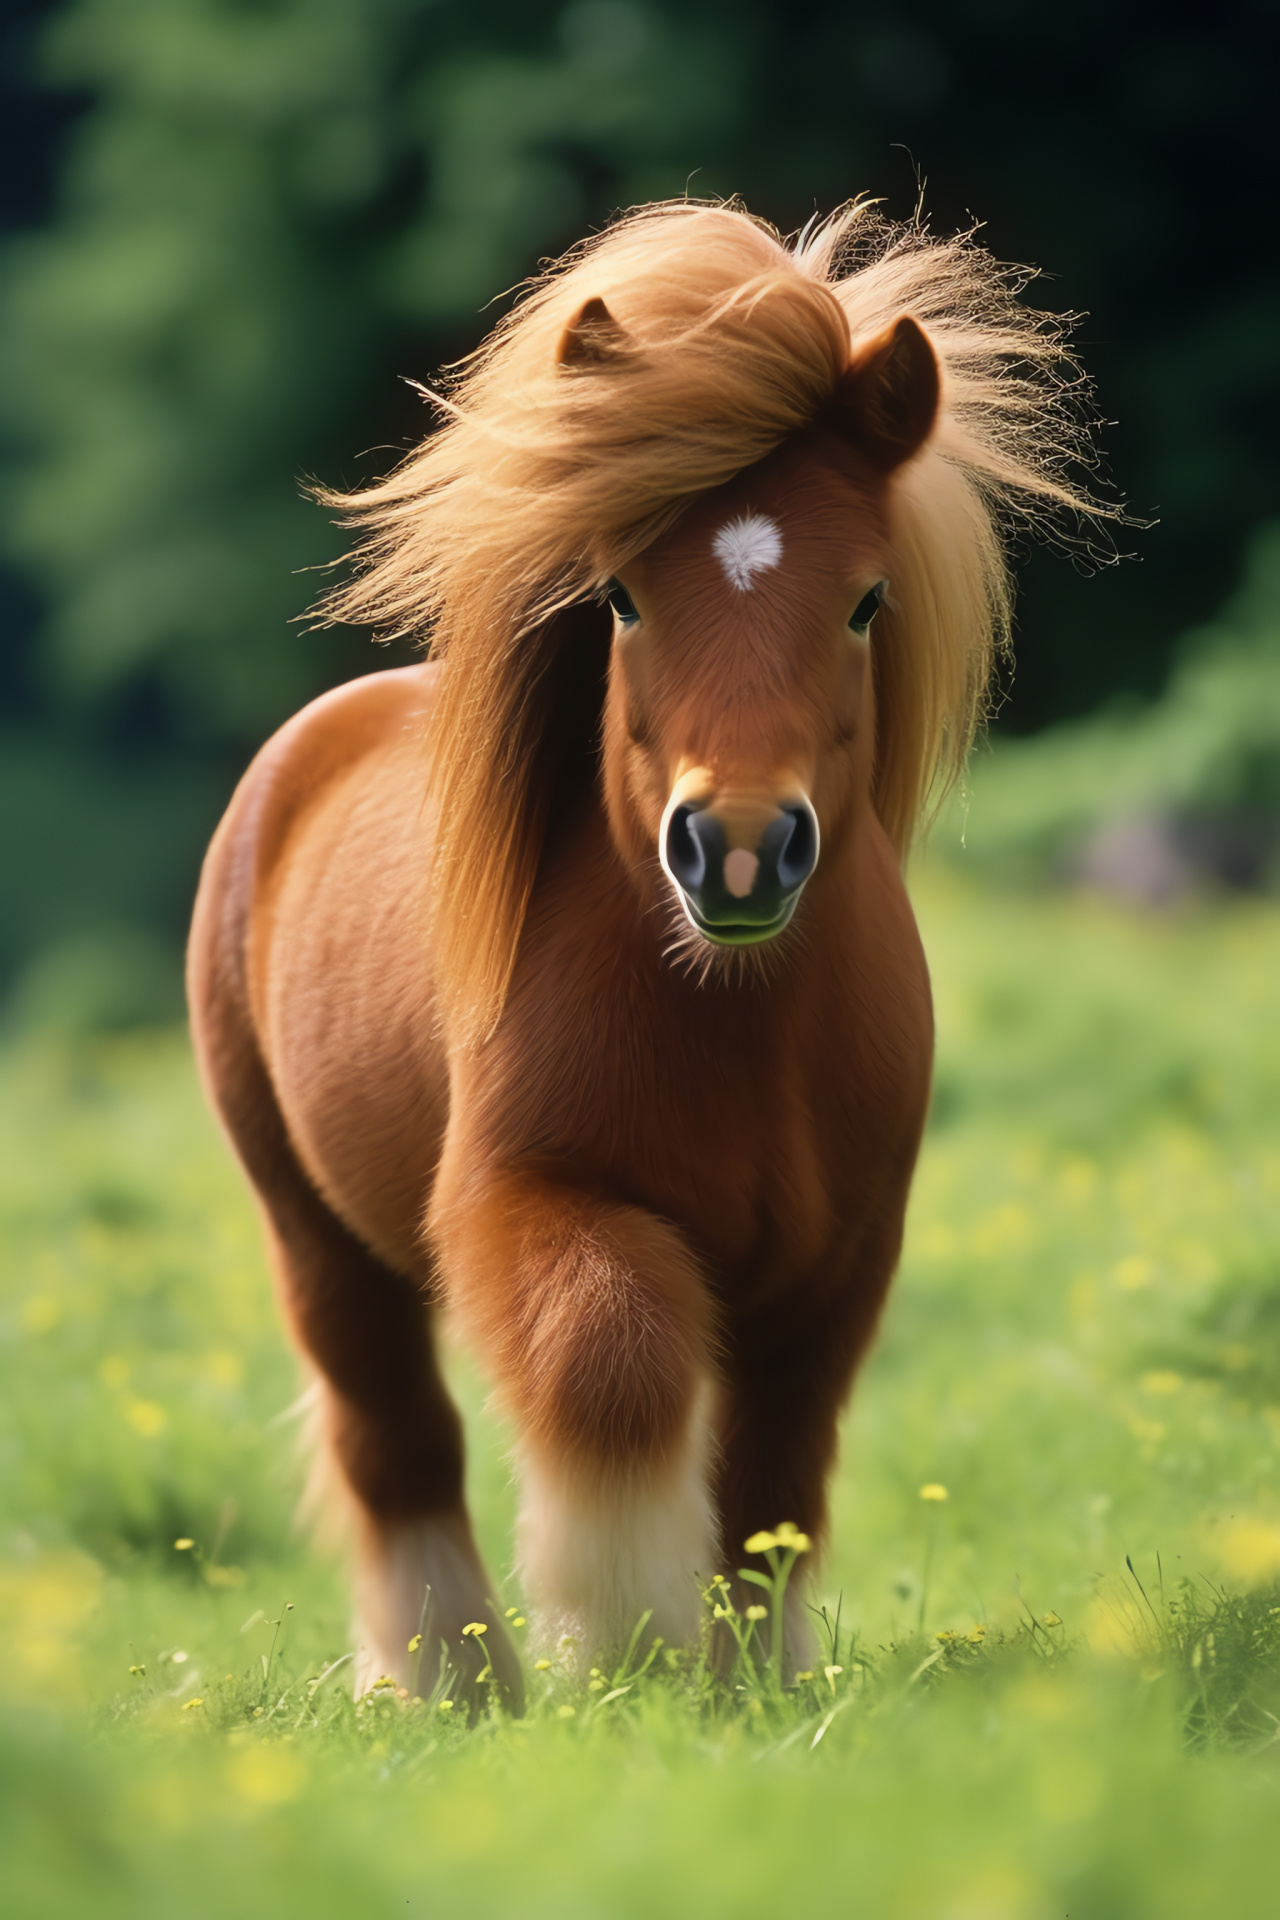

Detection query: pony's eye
xmin=849 ymin=583 xmax=886 ymax=633
xmin=606 ymin=578 xmax=639 ymax=623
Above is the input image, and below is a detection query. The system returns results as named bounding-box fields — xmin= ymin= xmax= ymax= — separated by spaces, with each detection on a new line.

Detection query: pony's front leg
xmin=715 ymin=1266 xmax=899 ymax=1677
xmin=431 ymin=1169 xmax=718 ymax=1668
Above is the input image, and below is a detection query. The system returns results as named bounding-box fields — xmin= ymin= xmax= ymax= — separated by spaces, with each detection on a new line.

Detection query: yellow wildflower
xmin=744 ymin=1530 xmax=777 ymax=1554
xmin=1114 ymin=1255 xmax=1152 ymax=1291
xmin=745 ymin=1604 xmax=768 ymax=1621
xmin=228 ymin=1746 xmax=305 ymax=1806
xmin=534 ymin=1659 xmax=552 ymax=1672
xmin=181 ymin=1697 xmax=204 ymax=1711
xmin=174 ymin=1538 xmax=195 ymax=1552
xmin=126 ymin=1400 xmax=166 ymax=1438
xmin=919 ymin=1483 xmax=949 ymax=1502
xmin=407 ymin=1633 xmax=422 ymax=1652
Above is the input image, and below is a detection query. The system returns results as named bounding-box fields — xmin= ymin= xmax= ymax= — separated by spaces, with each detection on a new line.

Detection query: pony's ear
xmin=555 ymin=296 xmax=635 ymax=369
xmin=827 ymin=315 xmax=939 ymax=469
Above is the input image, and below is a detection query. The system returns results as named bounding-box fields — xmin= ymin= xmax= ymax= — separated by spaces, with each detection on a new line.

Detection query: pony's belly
xmin=258 ymin=859 xmax=450 ymax=1280
xmin=269 ymin=1009 xmax=447 ymax=1281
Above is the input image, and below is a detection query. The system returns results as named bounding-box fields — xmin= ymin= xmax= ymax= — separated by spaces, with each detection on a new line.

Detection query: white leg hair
xmin=352 ymin=1510 xmax=523 ymax=1703
xmin=293 ymin=1379 xmax=521 ymax=1703
xmin=516 ymin=1389 xmax=717 ymax=1670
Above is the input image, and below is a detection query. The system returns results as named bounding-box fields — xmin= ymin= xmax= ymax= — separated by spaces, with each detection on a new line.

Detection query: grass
xmin=2 ymin=865 xmax=1280 ymax=1916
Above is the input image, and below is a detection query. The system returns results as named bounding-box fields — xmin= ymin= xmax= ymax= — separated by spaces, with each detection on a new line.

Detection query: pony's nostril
xmin=665 ymin=798 xmax=814 ymax=919
xmin=664 ymin=804 xmax=707 ymax=891
xmin=776 ymin=803 xmax=818 ymax=890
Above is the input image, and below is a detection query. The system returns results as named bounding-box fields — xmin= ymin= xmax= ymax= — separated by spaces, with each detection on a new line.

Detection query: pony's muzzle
xmin=661 ymin=796 xmax=819 ymax=945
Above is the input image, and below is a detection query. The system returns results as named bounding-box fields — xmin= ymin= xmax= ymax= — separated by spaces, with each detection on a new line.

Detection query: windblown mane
xmin=318 ymin=199 xmax=1112 ymax=1042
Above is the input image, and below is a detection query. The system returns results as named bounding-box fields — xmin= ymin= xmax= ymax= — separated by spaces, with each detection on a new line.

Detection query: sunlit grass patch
xmin=2 ymin=872 xmax=1280 ymax=1914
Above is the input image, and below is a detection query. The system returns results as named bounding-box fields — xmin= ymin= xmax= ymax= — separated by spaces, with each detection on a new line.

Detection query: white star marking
xmin=712 ymin=514 xmax=783 ymax=592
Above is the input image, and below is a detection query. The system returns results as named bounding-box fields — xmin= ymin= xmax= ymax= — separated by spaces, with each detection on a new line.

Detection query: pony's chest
xmin=494 ymin=837 xmax=932 ymax=1278
xmin=508 ymin=974 xmax=923 ymax=1279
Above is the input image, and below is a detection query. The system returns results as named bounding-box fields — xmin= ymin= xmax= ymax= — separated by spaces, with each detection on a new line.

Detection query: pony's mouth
xmin=674 ymin=888 xmax=802 ymax=946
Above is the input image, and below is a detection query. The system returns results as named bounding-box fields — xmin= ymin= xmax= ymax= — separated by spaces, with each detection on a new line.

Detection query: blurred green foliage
xmin=1 ymin=0 xmax=743 ymax=746
xmin=1 ymin=0 xmax=1278 ymax=1007
xmin=952 ymin=522 xmax=1280 ymax=892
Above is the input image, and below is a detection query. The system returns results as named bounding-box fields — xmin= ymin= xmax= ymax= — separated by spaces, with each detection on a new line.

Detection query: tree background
xmin=1 ymin=0 xmax=1277 ymax=1016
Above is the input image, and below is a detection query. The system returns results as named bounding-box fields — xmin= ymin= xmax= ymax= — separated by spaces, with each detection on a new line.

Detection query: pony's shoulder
xmin=252 ymin=659 xmax=439 ymax=781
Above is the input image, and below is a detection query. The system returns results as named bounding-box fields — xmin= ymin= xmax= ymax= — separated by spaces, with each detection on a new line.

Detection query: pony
xmin=188 ymin=198 xmax=1105 ymax=1702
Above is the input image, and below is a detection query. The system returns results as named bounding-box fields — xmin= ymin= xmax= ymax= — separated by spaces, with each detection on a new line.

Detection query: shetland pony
xmin=188 ymin=200 xmax=1104 ymax=1701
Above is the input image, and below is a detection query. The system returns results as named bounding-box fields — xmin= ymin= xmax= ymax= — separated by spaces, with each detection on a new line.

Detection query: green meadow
xmin=3 ymin=863 xmax=1280 ymax=1918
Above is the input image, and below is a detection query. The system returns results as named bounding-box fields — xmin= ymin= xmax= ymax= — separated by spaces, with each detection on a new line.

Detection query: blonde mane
xmin=318 ymin=198 xmax=1112 ymax=1041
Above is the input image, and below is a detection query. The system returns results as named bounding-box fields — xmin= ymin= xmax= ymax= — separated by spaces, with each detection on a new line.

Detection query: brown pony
xmin=188 ymin=200 xmax=1104 ymax=1702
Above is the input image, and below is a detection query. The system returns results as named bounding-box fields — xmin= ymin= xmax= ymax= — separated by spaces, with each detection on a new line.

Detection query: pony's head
xmin=319 ymin=199 xmax=1114 ymax=1041
xmin=595 ymin=313 xmax=938 ymax=952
